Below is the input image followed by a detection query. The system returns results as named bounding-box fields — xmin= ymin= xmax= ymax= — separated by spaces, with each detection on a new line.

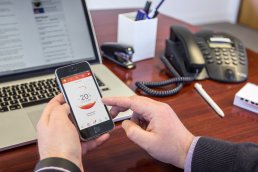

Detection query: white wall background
xmin=86 ymin=0 xmax=241 ymax=25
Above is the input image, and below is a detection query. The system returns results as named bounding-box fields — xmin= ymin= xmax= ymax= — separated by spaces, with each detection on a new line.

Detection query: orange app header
xmin=61 ymin=71 xmax=92 ymax=84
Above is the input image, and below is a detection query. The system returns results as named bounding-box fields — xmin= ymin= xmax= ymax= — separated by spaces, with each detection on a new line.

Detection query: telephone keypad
xmin=240 ymin=61 xmax=246 ymax=65
xmin=192 ymin=30 xmax=248 ymax=82
xmin=196 ymin=41 xmax=248 ymax=82
xmin=206 ymin=55 xmax=212 ymax=59
xmin=239 ymin=52 xmax=245 ymax=57
xmin=203 ymin=51 xmax=210 ymax=55
xmin=200 ymin=46 xmax=247 ymax=68
xmin=232 ymin=57 xmax=238 ymax=61
xmin=207 ymin=59 xmax=214 ymax=63
xmin=215 ymin=52 xmax=220 ymax=56
xmin=233 ymin=61 xmax=238 ymax=65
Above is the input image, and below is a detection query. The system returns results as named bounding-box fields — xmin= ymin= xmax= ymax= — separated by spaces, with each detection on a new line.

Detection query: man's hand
xmin=37 ymin=94 xmax=110 ymax=171
xmin=102 ymin=95 xmax=194 ymax=169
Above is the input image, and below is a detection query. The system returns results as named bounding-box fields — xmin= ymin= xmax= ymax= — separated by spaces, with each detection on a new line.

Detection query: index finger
xmin=38 ymin=93 xmax=66 ymax=125
xmin=102 ymin=96 xmax=158 ymax=121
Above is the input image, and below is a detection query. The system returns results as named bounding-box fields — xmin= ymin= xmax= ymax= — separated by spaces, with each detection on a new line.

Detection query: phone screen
xmin=61 ymin=71 xmax=109 ymax=130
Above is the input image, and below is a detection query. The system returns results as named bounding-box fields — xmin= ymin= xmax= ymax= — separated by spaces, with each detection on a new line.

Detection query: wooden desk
xmin=1 ymin=9 xmax=258 ymax=172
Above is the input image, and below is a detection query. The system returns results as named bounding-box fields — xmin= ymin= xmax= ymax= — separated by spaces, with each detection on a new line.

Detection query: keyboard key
xmin=0 ymin=102 xmax=9 ymax=107
xmin=40 ymin=90 xmax=48 ymax=94
xmin=44 ymin=85 xmax=51 ymax=89
xmin=10 ymin=100 xmax=19 ymax=105
xmin=12 ymin=95 xmax=21 ymax=100
xmin=35 ymin=86 xmax=42 ymax=91
xmin=0 ymin=106 xmax=9 ymax=112
xmin=8 ymin=91 xmax=17 ymax=96
xmin=19 ymin=98 xmax=28 ymax=103
xmin=17 ymin=90 xmax=26 ymax=94
xmin=29 ymin=96 xmax=37 ymax=101
xmin=22 ymin=93 xmax=30 ymax=97
xmin=46 ymin=93 xmax=54 ymax=98
xmin=0 ymin=92 xmax=8 ymax=98
xmin=31 ymin=92 xmax=39 ymax=96
xmin=3 ymin=97 xmax=12 ymax=102
xmin=38 ymin=95 xmax=46 ymax=99
xmin=47 ymin=88 xmax=56 ymax=93
xmin=9 ymin=105 xmax=21 ymax=111
xmin=102 ymin=88 xmax=110 ymax=91
xmin=2 ymin=86 xmax=10 ymax=91
xmin=21 ymin=98 xmax=52 ymax=108
xmin=25 ymin=88 xmax=33 ymax=92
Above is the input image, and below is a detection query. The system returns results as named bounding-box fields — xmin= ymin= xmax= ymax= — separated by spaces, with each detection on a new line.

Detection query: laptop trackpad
xmin=27 ymin=110 xmax=42 ymax=129
xmin=0 ymin=113 xmax=36 ymax=149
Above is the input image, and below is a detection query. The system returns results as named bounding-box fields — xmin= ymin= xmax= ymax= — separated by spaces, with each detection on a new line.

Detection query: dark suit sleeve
xmin=191 ymin=137 xmax=258 ymax=172
xmin=34 ymin=157 xmax=81 ymax=172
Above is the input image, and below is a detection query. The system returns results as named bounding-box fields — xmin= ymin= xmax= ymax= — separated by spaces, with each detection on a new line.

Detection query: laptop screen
xmin=0 ymin=0 xmax=100 ymax=77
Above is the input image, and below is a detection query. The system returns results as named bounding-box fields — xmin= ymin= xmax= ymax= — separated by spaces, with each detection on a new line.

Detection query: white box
xmin=117 ymin=12 xmax=158 ymax=62
xmin=233 ymin=83 xmax=258 ymax=114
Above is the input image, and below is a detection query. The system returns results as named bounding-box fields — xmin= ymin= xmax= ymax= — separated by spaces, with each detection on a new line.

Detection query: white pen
xmin=194 ymin=83 xmax=225 ymax=118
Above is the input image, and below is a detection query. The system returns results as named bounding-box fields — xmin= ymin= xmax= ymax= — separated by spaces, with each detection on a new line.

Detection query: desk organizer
xmin=117 ymin=12 xmax=158 ymax=62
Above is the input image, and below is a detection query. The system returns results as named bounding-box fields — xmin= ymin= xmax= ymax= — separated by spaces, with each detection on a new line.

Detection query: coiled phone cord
xmin=135 ymin=55 xmax=198 ymax=97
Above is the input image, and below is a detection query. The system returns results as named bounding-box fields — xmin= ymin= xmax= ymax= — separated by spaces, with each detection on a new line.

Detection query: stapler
xmin=100 ymin=42 xmax=135 ymax=69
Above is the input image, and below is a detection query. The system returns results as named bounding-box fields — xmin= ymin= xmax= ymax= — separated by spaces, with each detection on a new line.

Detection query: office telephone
xmin=136 ymin=25 xmax=248 ymax=97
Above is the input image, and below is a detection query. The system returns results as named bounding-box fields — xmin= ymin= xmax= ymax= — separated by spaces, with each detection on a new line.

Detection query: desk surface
xmin=1 ymin=9 xmax=258 ymax=172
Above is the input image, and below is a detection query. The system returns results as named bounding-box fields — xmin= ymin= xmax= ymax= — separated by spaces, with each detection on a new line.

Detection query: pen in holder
xmin=117 ymin=12 xmax=158 ymax=62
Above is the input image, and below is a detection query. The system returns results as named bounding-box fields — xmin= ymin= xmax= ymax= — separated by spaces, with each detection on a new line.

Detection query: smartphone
xmin=55 ymin=61 xmax=114 ymax=141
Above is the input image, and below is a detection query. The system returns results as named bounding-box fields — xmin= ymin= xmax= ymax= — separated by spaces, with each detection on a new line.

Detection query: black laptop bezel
xmin=0 ymin=0 xmax=101 ymax=83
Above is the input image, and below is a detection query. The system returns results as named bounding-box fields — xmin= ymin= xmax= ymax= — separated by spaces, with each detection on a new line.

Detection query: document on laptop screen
xmin=0 ymin=0 xmax=95 ymax=76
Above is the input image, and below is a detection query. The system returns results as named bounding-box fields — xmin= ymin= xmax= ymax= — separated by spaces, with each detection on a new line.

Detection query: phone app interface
xmin=62 ymin=71 xmax=109 ymax=130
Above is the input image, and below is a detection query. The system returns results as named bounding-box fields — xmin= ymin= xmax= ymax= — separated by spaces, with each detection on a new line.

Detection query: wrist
xmin=179 ymin=133 xmax=195 ymax=168
xmin=183 ymin=136 xmax=201 ymax=172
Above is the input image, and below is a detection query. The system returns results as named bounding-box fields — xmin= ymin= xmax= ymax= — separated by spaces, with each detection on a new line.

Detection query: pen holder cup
xmin=117 ymin=12 xmax=158 ymax=62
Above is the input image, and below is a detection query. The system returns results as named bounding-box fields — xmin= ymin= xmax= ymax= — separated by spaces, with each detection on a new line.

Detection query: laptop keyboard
xmin=0 ymin=79 xmax=58 ymax=112
xmin=0 ymin=76 xmax=108 ymax=112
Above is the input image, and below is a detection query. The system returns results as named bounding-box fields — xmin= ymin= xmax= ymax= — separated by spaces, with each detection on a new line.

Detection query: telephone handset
xmin=136 ymin=25 xmax=248 ymax=97
xmin=165 ymin=26 xmax=205 ymax=77
xmin=165 ymin=24 xmax=205 ymax=76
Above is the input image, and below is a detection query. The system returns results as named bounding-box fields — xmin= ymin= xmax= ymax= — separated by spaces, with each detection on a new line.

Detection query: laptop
xmin=0 ymin=0 xmax=134 ymax=151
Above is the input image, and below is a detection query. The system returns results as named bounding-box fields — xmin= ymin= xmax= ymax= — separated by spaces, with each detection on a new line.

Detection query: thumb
xmin=122 ymin=120 xmax=153 ymax=150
